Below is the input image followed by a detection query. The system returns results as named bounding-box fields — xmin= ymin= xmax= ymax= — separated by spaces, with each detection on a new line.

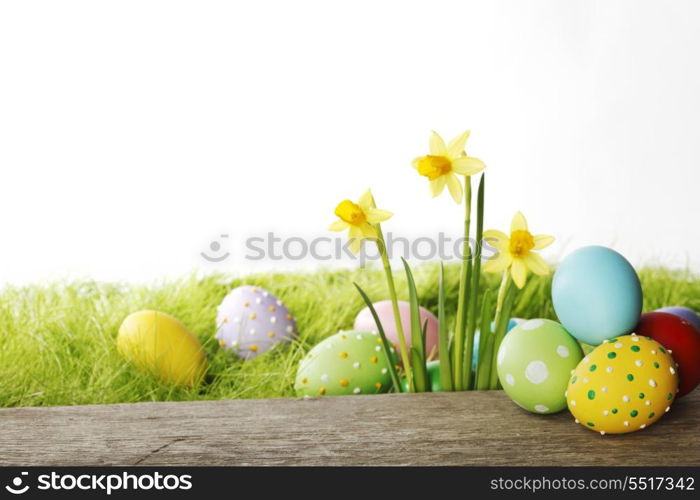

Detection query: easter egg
xmin=655 ymin=306 xmax=700 ymax=331
xmin=295 ymin=330 xmax=398 ymax=397
xmin=215 ymin=285 xmax=297 ymax=359
xmin=402 ymin=360 xmax=442 ymax=392
xmin=427 ymin=360 xmax=441 ymax=392
xmin=635 ymin=312 xmax=700 ymax=397
xmin=567 ymin=334 xmax=679 ymax=434
xmin=117 ymin=310 xmax=207 ymax=387
xmin=354 ymin=300 xmax=439 ymax=360
xmin=497 ymin=319 xmax=584 ymax=414
xmin=552 ymin=246 xmax=642 ymax=345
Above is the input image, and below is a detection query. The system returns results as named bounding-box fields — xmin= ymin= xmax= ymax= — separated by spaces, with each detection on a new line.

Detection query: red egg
xmin=635 ymin=312 xmax=700 ymax=397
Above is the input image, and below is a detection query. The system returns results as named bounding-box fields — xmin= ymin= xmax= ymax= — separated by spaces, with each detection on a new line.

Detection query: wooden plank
xmin=0 ymin=390 xmax=698 ymax=466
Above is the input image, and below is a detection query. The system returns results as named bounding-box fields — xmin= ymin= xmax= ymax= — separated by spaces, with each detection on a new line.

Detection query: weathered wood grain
xmin=0 ymin=390 xmax=698 ymax=466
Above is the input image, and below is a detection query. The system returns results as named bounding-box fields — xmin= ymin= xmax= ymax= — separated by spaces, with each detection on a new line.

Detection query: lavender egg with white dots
xmin=215 ymin=285 xmax=297 ymax=359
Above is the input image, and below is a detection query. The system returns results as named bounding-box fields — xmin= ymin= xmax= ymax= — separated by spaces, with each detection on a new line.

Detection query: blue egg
xmin=552 ymin=246 xmax=642 ymax=345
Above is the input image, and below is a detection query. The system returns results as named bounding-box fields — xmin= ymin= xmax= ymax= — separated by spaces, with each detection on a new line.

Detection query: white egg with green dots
xmin=497 ymin=319 xmax=584 ymax=414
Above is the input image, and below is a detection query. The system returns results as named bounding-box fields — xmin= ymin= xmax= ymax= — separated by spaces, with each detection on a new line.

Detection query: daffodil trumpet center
xmin=509 ymin=230 xmax=535 ymax=258
xmin=335 ymin=200 xmax=366 ymax=226
xmin=416 ymin=155 xmax=452 ymax=180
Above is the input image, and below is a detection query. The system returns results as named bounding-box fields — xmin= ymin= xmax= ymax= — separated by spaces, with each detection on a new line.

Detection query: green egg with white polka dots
xmin=497 ymin=319 xmax=583 ymax=414
xmin=295 ymin=330 xmax=398 ymax=397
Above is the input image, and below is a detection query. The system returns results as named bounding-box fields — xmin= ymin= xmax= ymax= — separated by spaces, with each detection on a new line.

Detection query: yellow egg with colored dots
xmin=566 ymin=334 xmax=679 ymax=434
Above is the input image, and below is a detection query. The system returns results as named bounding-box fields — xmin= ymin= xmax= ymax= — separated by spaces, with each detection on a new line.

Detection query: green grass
xmin=0 ymin=265 xmax=698 ymax=408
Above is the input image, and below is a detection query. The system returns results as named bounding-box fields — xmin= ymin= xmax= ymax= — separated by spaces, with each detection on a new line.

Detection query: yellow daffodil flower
xmin=483 ymin=211 xmax=554 ymax=289
xmin=329 ymin=189 xmax=393 ymax=254
xmin=412 ymin=130 xmax=486 ymax=204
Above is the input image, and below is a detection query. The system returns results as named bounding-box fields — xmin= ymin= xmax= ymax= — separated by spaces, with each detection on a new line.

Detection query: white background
xmin=1 ymin=0 xmax=699 ymax=285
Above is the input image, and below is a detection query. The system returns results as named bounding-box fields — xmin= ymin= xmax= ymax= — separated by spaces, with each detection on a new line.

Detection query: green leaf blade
xmin=437 ymin=263 xmax=454 ymax=392
xmin=353 ymin=282 xmax=402 ymax=393
xmin=401 ymin=258 xmax=428 ymax=392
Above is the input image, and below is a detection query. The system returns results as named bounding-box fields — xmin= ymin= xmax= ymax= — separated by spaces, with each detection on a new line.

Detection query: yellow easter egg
xmin=117 ymin=310 xmax=207 ymax=387
xmin=567 ymin=334 xmax=678 ymax=434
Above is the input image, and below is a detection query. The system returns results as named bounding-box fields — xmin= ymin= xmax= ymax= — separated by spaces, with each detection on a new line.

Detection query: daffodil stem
xmin=465 ymin=174 xmax=485 ymax=390
xmin=375 ymin=225 xmax=414 ymax=392
xmin=494 ymin=271 xmax=510 ymax=324
xmin=453 ymin=176 xmax=472 ymax=391
xmin=488 ymin=271 xmax=513 ymax=389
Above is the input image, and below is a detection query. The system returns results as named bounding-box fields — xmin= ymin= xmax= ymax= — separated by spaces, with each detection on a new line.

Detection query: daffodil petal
xmin=482 ymin=229 xmax=509 ymax=251
xmin=349 ymin=238 xmax=362 ymax=254
xmin=359 ymin=222 xmax=378 ymax=239
xmin=533 ymin=234 xmax=555 ymax=250
xmin=358 ymin=189 xmax=374 ymax=211
xmin=447 ymin=130 xmax=471 ymax=157
xmin=510 ymin=211 xmax=528 ymax=233
xmin=483 ymin=252 xmax=512 ymax=274
xmin=365 ymin=208 xmax=393 ymax=224
xmin=510 ymin=259 xmax=528 ymax=289
xmin=446 ymin=173 xmax=463 ymax=204
xmin=524 ymin=252 xmax=550 ymax=276
xmin=411 ymin=157 xmax=421 ymax=170
xmin=429 ymin=130 xmax=447 ymax=156
xmin=429 ymin=176 xmax=447 ymax=197
xmin=452 ymin=156 xmax=486 ymax=176
xmin=348 ymin=225 xmax=363 ymax=239
xmin=328 ymin=219 xmax=348 ymax=231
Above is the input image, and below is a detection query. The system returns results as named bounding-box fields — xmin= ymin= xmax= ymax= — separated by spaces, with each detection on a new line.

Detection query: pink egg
xmin=353 ymin=300 xmax=439 ymax=361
